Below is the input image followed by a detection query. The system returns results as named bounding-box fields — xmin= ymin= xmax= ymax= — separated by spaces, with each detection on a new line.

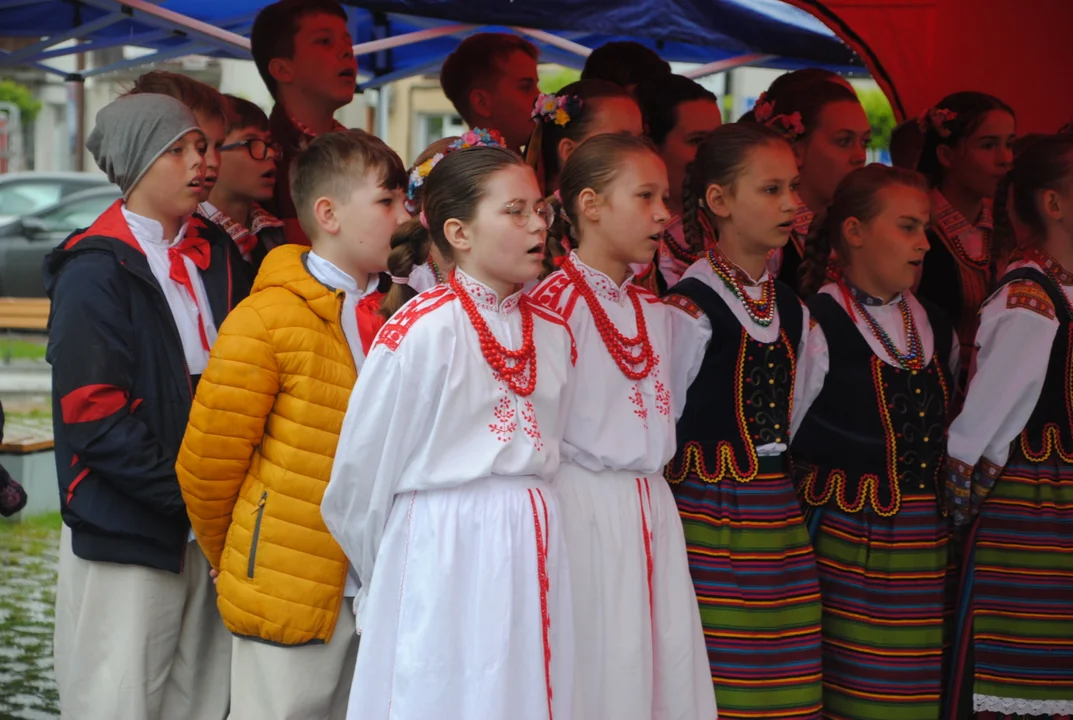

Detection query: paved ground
xmin=0 ymin=516 xmax=61 ymax=719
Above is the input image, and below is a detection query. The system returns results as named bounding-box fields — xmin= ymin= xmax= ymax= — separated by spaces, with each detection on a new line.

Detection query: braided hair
xmin=681 ymin=123 xmax=789 ymax=254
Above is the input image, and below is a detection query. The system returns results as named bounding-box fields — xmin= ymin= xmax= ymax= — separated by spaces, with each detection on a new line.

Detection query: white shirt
xmin=665 ymin=254 xmax=811 ymax=456
xmin=407 ymin=262 xmax=440 ymax=295
xmin=792 ymin=283 xmax=961 ymax=439
xmin=122 ymin=205 xmax=216 ymax=375
xmin=122 ymin=205 xmax=217 ymax=543
xmin=305 ymin=251 xmax=381 ymax=369
xmin=321 ymin=270 xmax=575 ymax=615
xmin=531 ymin=253 xmax=675 ymax=475
xmin=947 ymin=258 xmax=1072 ymax=469
xmin=304 ymin=251 xmax=380 ymax=596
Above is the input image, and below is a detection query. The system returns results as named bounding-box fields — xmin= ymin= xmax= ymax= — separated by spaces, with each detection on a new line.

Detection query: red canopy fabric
xmin=787 ymin=0 xmax=1073 ymax=133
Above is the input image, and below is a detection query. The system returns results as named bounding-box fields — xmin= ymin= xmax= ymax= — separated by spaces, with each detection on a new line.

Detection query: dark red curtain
xmin=786 ymin=0 xmax=1073 ymax=133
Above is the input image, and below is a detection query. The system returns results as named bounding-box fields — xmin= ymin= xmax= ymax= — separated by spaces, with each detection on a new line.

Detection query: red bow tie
xmin=355 ymin=291 xmax=386 ymax=356
xmin=168 ymin=229 xmax=212 ymax=351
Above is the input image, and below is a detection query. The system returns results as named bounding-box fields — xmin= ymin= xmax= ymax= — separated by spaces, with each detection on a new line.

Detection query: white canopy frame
xmin=0 ymin=0 xmax=776 ymax=83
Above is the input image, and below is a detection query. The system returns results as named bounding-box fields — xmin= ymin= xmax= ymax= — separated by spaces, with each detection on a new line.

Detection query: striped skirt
xmin=673 ymin=470 xmax=823 ymax=719
xmin=949 ymin=455 xmax=1073 ymax=719
xmin=806 ymin=494 xmax=949 ymax=720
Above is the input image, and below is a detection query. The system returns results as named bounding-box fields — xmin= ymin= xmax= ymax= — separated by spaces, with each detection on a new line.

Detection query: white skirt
xmin=553 ymin=463 xmax=716 ymax=720
xmin=345 ymin=476 xmax=573 ymax=720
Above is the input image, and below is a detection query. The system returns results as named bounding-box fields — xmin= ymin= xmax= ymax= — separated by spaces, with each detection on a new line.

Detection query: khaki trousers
xmin=53 ymin=524 xmax=231 ymax=720
xmin=227 ymin=599 xmax=359 ymax=720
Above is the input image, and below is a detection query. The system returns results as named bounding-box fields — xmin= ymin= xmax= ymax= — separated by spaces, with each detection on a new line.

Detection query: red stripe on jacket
xmin=60 ymin=384 xmax=130 ymax=424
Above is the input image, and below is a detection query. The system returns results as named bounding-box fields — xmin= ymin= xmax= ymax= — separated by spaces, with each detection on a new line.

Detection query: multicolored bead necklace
xmin=706 ymin=248 xmax=776 ymax=326
xmin=841 ymin=280 xmax=925 ymax=370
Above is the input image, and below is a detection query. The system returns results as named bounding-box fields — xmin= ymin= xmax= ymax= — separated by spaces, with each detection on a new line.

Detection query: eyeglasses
xmin=220 ymin=138 xmax=281 ymax=161
xmin=504 ymin=200 xmax=555 ymax=228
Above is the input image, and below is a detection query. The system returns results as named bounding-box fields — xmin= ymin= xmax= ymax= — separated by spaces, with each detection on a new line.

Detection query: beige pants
xmin=228 ymin=600 xmax=359 ymax=720
xmin=53 ymin=524 xmax=231 ymax=720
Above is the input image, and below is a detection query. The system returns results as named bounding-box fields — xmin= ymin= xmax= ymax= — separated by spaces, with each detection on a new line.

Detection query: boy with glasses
xmin=203 ymin=96 xmax=286 ymax=270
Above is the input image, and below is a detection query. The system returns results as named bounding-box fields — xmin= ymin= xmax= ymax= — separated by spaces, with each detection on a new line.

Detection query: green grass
xmin=0 ymin=511 xmax=62 ymax=535
xmin=0 ymin=337 xmax=47 ymax=361
xmin=5 ymin=407 xmax=52 ymax=422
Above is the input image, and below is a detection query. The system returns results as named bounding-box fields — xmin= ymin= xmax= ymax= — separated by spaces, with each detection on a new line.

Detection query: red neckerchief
xmin=168 ymin=228 xmax=212 ymax=350
xmin=355 ymin=291 xmax=386 ymax=355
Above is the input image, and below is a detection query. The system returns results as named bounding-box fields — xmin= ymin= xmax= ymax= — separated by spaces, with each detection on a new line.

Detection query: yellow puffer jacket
xmin=176 ymin=244 xmax=358 ymax=646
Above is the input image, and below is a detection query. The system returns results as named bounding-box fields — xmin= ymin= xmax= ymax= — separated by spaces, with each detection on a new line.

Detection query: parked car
xmin=0 ymin=185 xmax=121 ymax=297
xmin=0 ymin=171 xmax=110 ymax=227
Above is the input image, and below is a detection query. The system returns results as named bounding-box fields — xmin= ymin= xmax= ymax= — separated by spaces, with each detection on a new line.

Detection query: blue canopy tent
xmin=0 ymin=0 xmax=863 ymax=87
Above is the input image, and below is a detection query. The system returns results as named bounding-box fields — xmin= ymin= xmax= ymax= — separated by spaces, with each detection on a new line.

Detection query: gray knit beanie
xmin=86 ymin=94 xmax=204 ymax=198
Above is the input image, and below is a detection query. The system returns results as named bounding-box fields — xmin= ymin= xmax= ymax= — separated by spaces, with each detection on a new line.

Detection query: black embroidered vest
xmin=918 ymin=228 xmax=992 ymax=374
xmin=666 ymin=277 xmax=803 ymax=484
xmin=1000 ymin=268 xmax=1073 ymax=464
xmin=792 ymin=294 xmax=953 ymax=516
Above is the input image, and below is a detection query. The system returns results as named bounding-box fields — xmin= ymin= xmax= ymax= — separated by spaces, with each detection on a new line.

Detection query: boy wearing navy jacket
xmin=46 ymin=93 xmax=249 ymax=720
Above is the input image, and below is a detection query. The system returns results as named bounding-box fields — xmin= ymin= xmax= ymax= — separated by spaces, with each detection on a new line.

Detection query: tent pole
xmin=376 ymin=86 xmax=391 ymax=142
xmin=682 ymin=54 xmax=777 ymax=79
xmin=353 ymin=24 xmax=476 ymax=57
xmin=509 ymin=28 xmax=591 ymax=57
xmin=78 ymin=0 xmax=251 ymax=51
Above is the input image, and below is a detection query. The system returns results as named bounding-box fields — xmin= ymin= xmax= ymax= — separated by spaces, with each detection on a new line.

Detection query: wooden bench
xmin=0 ymin=416 xmax=57 ymax=519
xmin=0 ymin=297 xmax=50 ymax=332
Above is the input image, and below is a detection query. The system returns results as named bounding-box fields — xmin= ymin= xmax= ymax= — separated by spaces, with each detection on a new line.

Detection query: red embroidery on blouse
xmin=662 ymin=292 xmax=703 ymax=319
xmin=528 ymin=300 xmax=578 ymax=366
xmin=374 ymin=285 xmax=453 ymax=351
xmin=630 ymin=385 xmax=649 ymax=429
xmin=654 ymin=364 xmax=671 ymax=418
xmin=521 ymin=399 xmax=544 ymax=451
xmin=489 ymin=389 xmax=518 ymax=443
xmin=1006 ymin=279 xmax=1056 ymax=320
xmin=530 ymin=272 xmax=580 ymax=320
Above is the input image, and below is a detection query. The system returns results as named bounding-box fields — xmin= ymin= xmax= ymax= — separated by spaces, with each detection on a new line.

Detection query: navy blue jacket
xmin=43 ymin=201 xmax=252 ymax=572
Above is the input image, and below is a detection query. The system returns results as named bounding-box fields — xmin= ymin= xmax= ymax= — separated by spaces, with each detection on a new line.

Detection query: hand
xmin=210 ymin=568 xmax=219 ymax=586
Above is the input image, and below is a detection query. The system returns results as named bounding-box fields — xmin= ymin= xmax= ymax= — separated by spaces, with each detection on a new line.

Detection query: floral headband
xmin=767 ymin=111 xmax=806 ymax=142
xmin=753 ymin=92 xmax=806 ymax=142
xmin=405 ymin=128 xmax=507 ymax=214
xmin=753 ymin=92 xmax=775 ymax=124
xmin=531 ymin=92 xmax=583 ymax=127
xmin=917 ymin=106 xmax=958 ymax=138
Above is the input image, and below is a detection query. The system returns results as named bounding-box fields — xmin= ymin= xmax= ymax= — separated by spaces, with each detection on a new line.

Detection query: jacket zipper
xmin=248 ymin=490 xmax=268 ymax=578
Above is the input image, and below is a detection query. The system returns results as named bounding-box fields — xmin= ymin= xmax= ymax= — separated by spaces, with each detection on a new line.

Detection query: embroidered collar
xmin=710 ymin=246 xmax=768 ymax=287
xmin=568 ymin=251 xmax=634 ymax=303
xmin=199 ymin=202 xmax=283 ymax=238
xmin=1029 ymin=248 xmax=1073 ymax=286
xmin=454 ymin=268 xmax=522 ymax=314
xmin=930 ymin=189 xmax=994 ymax=238
xmin=792 ymin=202 xmax=815 ymax=237
xmin=841 ymin=277 xmax=901 ymax=307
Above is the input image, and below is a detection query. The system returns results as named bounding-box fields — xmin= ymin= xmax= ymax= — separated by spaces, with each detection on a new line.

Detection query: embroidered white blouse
xmin=321 ymin=269 xmax=575 ymax=607
xmin=531 ymin=252 xmax=675 ymax=475
xmin=946 ymin=258 xmax=1071 ymax=469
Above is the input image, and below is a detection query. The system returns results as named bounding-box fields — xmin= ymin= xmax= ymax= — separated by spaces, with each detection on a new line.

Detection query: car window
xmin=0 ymin=182 xmax=64 ymax=216
xmin=37 ymin=194 xmax=118 ymax=233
